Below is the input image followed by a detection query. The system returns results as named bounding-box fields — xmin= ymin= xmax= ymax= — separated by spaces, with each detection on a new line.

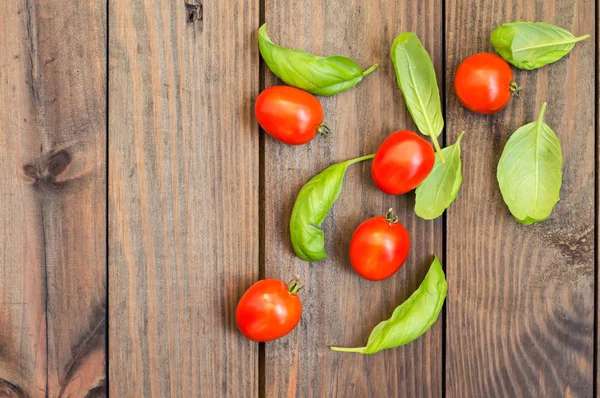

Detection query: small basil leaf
xmin=391 ymin=32 xmax=445 ymax=160
xmin=330 ymin=256 xmax=447 ymax=354
xmin=491 ymin=21 xmax=590 ymax=70
xmin=415 ymin=132 xmax=464 ymax=220
xmin=497 ymin=102 xmax=563 ymax=225
xmin=290 ymin=154 xmax=374 ymax=262
xmin=258 ymin=24 xmax=377 ymax=96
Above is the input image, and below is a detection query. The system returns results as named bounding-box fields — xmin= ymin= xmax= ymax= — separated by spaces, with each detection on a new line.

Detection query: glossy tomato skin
xmin=454 ymin=52 xmax=514 ymax=114
xmin=371 ymin=130 xmax=435 ymax=195
xmin=349 ymin=216 xmax=410 ymax=281
xmin=236 ymin=279 xmax=302 ymax=342
xmin=255 ymin=86 xmax=324 ymax=145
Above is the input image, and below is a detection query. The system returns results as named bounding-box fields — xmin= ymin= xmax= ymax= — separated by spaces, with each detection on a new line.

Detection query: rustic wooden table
xmin=0 ymin=0 xmax=597 ymax=397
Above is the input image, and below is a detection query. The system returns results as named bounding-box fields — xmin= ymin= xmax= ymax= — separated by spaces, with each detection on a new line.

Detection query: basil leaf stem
xmin=330 ymin=256 xmax=446 ymax=354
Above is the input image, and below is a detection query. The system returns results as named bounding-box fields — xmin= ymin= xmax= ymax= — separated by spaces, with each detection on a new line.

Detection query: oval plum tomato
xmin=371 ymin=130 xmax=435 ymax=195
xmin=255 ymin=86 xmax=329 ymax=145
xmin=349 ymin=209 xmax=410 ymax=281
xmin=454 ymin=52 xmax=519 ymax=114
xmin=236 ymin=278 xmax=303 ymax=342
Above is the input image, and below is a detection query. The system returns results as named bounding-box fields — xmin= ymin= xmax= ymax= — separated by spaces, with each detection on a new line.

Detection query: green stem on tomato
xmin=287 ymin=278 xmax=304 ymax=295
xmin=317 ymin=124 xmax=331 ymax=137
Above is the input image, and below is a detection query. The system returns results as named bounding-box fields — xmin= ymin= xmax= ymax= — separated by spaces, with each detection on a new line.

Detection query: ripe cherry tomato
xmin=349 ymin=209 xmax=410 ymax=281
xmin=236 ymin=278 xmax=303 ymax=342
xmin=255 ymin=86 xmax=328 ymax=145
xmin=371 ymin=130 xmax=435 ymax=195
xmin=454 ymin=52 xmax=518 ymax=114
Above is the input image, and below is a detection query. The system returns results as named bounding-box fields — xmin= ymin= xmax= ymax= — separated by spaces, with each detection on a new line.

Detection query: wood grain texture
xmin=596 ymin=5 xmax=599 ymax=395
xmin=0 ymin=0 xmax=107 ymax=397
xmin=108 ymin=0 xmax=259 ymax=396
xmin=445 ymin=0 xmax=596 ymax=396
xmin=262 ymin=1 xmax=444 ymax=396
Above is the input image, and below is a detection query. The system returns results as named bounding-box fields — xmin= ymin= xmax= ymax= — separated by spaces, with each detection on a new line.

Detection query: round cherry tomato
xmin=236 ymin=278 xmax=303 ymax=342
xmin=371 ymin=130 xmax=435 ymax=195
xmin=255 ymin=86 xmax=328 ymax=145
xmin=454 ymin=52 xmax=518 ymax=114
xmin=349 ymin=209 xmax=410 ymax=281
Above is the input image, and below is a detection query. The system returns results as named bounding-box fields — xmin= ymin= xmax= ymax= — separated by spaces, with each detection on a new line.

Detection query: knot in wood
xmin=46 ymin=150 xmax=71 ymax=177
xmin=0 ymin=379 xmax=25 ymax=398
xmin=185 ymin=1 xmax=203 ymax=28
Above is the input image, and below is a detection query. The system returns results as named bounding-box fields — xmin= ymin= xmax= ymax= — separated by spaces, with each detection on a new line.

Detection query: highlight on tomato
xmin=236 ymin=278 xmax=303 ymax=342
xmin=349 ymin=209 xmax=410 ymax=281
xmin=454 ymin=52 xmax=520 ymax=114
xmin=255 ymin=86 xmax=330 ymax=145
xmin=371 ymin=130 xmax=435 ymax=195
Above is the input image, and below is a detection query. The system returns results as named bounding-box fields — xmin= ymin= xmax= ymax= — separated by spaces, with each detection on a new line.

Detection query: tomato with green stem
xmin=349 ymin=209 xmax=410 ymax=281
xmin=236 ymin=278 xmax=303 ymax=342
xmin=454 ymin=52 xmax=520 ymax=114
xmin=371 ymin=130 xmax=435 ymax=195
xmin=255 ymin=86 xmax=329 ymax=145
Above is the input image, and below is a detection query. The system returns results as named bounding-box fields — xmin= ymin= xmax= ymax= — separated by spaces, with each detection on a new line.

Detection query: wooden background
xmin=0 ymin=0 xmax=596 ymax=397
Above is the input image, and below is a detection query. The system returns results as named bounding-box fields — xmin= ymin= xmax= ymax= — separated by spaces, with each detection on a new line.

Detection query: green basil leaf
xmin=330 ymin=256 xmax=447 ymax=354
xmin=258 ymin=24 xmax=377 ymax=96
xmin=415 ymin=132 xmax=464 ymax=220
xmin=391 ymin=32 xmax=445 ymax=160
xmin=491 ymin=21 xmax=590 ymax=70
xmin=497 ymin=102 xmax=563 ymax=225
xmin=290 ymin=154 xmax=374 ymax=262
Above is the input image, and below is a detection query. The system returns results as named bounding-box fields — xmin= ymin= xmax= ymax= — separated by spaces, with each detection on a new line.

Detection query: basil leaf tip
xmin=330 ymin=256 xmax=447 ymax=354
xmin=390 ymin=32 xmax=445 ymax=161
xmin=497 ymin=102 xmax=563 ymax=225
xmin=258 ymin=24 xmax=378 ymax=96
xmin=415 ymin=132 xmax=465 ymax=220
xmin=290 ymin=154 xmax=375 ymax=262
xmin=491 ymin=21 xmax=590 ymax=70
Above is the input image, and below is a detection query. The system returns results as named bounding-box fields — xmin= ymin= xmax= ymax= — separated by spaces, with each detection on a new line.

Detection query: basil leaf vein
xmin=290 ymin=154 xmax=374 ymax=262
xmin=391 ymin=32 xmax=445 ymax=160
xmin=330 ymin=256 xmax=447 ymax=354
xmin=497 ymin=102 xmax=563 ymax=225
xmin=415 ymin=132 xmax=465 ymax=220
xmin=258 ymin=24 xmax=377 ymax=96
xmin=491 ymin=21 xmax=589 ymax=70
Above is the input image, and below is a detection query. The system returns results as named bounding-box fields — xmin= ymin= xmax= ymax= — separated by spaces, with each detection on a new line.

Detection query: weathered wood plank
xmin=445 ymin=1 xmax=595 ymax=396
xmin=596 ymin=5 xmax=599 ymax=396
xmin=262 ymin=1 xmax=444 ymax=396
xmin=0 ymin=0 xmax=107 ymax=396
xmin=108 ymin=0 xmax=259 ymax=396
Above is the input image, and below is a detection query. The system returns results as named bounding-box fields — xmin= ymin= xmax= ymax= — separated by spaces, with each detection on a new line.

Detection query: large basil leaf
xmin=497 ymin=103 xmax=563 ymax=225
xmin=391 ymin=32 xmax=445 ymax=160
xmin=491 ymin=22 xmax=590 ymax=70
xmin=415 ymin=132 xmax=464 ymax=220
xmin=258 ymin=24 xmax=377 ymax=96
xmin=290 ymin=154 xmax=374 ymax=262
xmin=330 ymin=256 xmax=446 ymax=354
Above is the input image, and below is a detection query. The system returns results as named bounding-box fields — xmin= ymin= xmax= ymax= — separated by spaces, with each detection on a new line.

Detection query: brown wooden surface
xmin=0 ymin=0 xmax=107 ymax=397
xmin=596 ymin=7 xmax=599 ymax=396
xmin=445 ymin=0 xmax=596 ymax=396
xmin=262 ymin=1 xmax=444 ymax=396
xmin=108 ymin=0 xmax=259 ymax=396
xmin=0 ymin=0 xmax=598 ymax=397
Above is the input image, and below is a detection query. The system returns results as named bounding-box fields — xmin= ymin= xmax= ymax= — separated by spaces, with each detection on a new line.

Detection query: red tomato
xmin=371 ymin=130 xmax=435 ymax=195
xmin=454 ymin=52 xmax=518 ymax=114
xmin=349 ymin=210 xmax=410 ymax=281
xmin=255 ymin=86 xmax=328 ymax=145
xmin=236 ymin=278 xmax=303 ymax=342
